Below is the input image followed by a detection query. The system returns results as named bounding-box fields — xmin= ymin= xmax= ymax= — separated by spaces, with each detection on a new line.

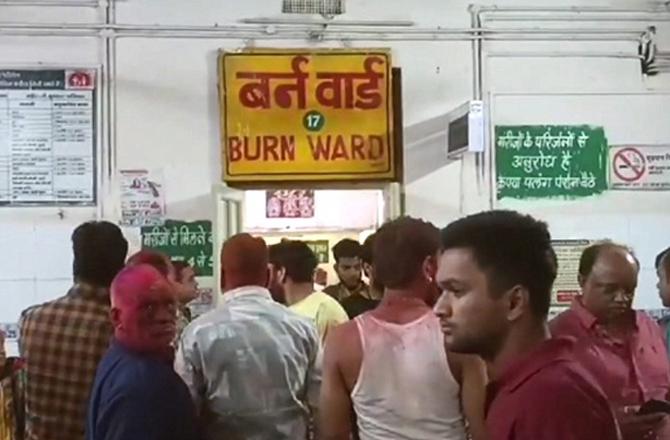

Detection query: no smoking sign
xmin=612 ymin=147 xmax=646 ymax=183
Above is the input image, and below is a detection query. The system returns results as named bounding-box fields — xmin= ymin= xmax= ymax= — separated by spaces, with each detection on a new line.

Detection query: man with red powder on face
xmin=86 ymin=264 xmax=199 ymax=440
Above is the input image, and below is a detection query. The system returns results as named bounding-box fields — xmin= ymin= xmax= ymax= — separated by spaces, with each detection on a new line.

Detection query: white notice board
xmin=0 ymin=69 xmax=96 ymax=205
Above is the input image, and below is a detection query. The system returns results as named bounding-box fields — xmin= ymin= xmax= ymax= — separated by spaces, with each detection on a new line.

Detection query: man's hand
xmin=617 ymin=407 xmax=667 ymax=440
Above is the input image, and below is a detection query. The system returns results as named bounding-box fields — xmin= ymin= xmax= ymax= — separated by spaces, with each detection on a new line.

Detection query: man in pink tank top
xmin=320 ymin=217 xmax=487 ymax=440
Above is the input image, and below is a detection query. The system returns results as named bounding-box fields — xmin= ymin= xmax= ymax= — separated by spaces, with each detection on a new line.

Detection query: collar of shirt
xmin=221 ymin=285 xmax=273 ymax=303
xmin=342 ymin=282 xmax=369 ymax=297
xmin=112 ymin=338 xmax=175 ymax=365
xmin=68 ymin=282 xmax=110 ymax=304
xmin=489 ymin=337 xmax=576 ymax=397
xmin=570 ymin=296 xmax=640 ymax=333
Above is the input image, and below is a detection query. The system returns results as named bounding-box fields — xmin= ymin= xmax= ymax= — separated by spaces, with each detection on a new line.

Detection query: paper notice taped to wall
xmin=119 ymin=169 xmax=166 ymax=227
xmin=552 ymin=239 xmax=593 ymax=306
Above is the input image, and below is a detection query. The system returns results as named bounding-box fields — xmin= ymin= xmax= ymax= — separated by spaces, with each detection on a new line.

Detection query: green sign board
xmin=496 ymin=125 xmax=608 ymax=199
xmin=306 ymin=240 xmax=329 ymax=264
xmin=141 ymin=220 xmax=213 ymax=276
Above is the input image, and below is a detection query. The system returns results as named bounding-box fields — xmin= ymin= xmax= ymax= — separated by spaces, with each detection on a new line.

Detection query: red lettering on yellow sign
xmin=228 ymin=136 xmax=296 ymax=162
xmin=308 ymin=135 xmax=385 ymax=161
xmin=235 ymin=55 xmax=385 ymax=111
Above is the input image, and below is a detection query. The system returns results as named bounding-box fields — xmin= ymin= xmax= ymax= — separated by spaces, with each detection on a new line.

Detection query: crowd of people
xmin=2 ymin=209 xmax=670 ymax=439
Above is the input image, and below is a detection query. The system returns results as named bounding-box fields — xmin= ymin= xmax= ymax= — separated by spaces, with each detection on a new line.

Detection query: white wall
xmin=1 ymin=0 xmax=670 ymax=341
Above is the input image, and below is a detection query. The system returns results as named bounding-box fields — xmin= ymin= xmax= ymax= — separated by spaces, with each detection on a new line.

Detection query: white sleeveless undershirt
xmin=351 ymin=312 xmax=467 ymax=440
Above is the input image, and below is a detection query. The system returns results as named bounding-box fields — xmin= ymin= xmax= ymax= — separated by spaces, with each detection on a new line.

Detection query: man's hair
xmin=221 ymin=233 xmax=269 ymax=289
xmin=172 ymin=260 xmax=191 ymax=282
xmin=72 ymin=221 xmax=128 ymax=288
xmin=440 ymin=210 xmax=557 ymax=319
xmin=269 ymin=242 xmax=287 ymax=267
xmin=374 ymin=217 xmax=440 ymax=289
xmin=578 ymin=241 xmax=639 ymax=278
xmin=655 ymin=247 xmax=670 ymax=270
xmin=360 ymin=233 xmax=376 ymax=266
xmin=274 ymin=240 xmax=317 ymax=283
xmin=126 ymin=250 xmax=172 ymax=278
xmin=332 ymin=238 xmax=362 ymax=263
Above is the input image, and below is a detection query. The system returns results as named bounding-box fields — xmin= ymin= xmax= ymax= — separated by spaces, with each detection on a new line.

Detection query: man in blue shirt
xmin=87 ymin=264 xmax=199 ymax=440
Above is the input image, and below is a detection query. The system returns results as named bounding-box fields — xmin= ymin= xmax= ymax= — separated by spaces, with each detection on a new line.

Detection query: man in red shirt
xmin=435 ymin=210 xmax=620 ymax=440
xmin=551 ymin=242 xmax=670 ymax=440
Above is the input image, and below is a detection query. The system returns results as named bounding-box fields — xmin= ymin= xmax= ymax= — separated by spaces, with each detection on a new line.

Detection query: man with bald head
xmin=176 ymin=233 xmax=321 ymax=440
xmin=551 ymin=242 xmax=670 ymax=440
xmin=86 ymin=264 xmax=198 ymax=440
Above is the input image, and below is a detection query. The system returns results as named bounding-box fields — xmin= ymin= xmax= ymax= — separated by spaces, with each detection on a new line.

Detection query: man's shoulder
xmin=520 ymin=356 xmax=607 ymax=404
xmin=282 ymin=305 xmax=322 ymax=338
xmin=20 ymin=294 xmax=68 ymax=319
xmin=314 ymin=292 xmax=348 ymax=313
xmin=322 ymin=284 xmax=340 ymax=297
xmin=187 ymin=300 xmax=319 ymax=342
xmin=22 ymin=288 xmax=108 ymax=319
xmin=325 ymin=317 xmax=358 ymax=346
xmin=548 ymin=308 xmax=582 ymax=335
xmin=101 ymin=350 xmax=177 ymax=396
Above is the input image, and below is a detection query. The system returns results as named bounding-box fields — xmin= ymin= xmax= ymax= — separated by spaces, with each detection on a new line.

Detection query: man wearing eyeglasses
xmin=551 ymin=242 xmax=670 ymax=440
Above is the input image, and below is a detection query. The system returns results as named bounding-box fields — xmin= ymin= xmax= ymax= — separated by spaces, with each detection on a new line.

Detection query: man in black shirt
xmin=341 ymin=233 xmax=383 ymax=318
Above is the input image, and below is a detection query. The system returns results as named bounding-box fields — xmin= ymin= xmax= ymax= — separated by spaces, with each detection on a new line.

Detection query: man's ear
xmin=264 ymin=266 xmax=271 ymax=288
xmin=578 ymin=274 xmax=586 ymax=289
xmin=363 ymin=262 xmax=373 ymax=278
xmin=506 ymin=285 xmax=529 ymax=322
xmin=110 ymin=307 xmax=122 ymax=330
xmin=422 ymin=255 xmax=438 ymax=283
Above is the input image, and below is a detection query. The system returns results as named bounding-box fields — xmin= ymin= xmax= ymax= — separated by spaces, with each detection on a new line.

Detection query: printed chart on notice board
xmin=0 ymin=69 xmax=96 ymax=205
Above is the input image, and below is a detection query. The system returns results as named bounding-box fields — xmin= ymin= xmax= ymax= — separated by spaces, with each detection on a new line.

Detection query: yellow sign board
xmin=219 ymin=49 xmax=396 ymax=183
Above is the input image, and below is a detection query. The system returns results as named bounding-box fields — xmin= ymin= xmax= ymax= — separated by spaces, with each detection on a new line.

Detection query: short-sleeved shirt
xmin=87 ymin=341 xmax=198 ymax=440
xmin=550 ymin=298 xmax=670 ymax=407
xmin=658 ymin=315 xmax=670 ymax=358
xmin=551 ymin=298 xmax=670 ymax=439
xmin=323 ymin=282 xmax=370 ymax=302
xmin=486 ymin=337 xmax=620 ymax=440
xmin=289 ymin=291 xmax=349 ymax=342
xmin=20 ymin=283 xmax=112 ymax=440
xmin=340 ymin=295 xmax=380 ymax=319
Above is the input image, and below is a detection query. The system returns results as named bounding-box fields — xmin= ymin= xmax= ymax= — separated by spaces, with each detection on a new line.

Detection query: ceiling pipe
xmin=483 ymin=15 xmax=670 ymax=23
xmin=474 ymin=5 xmax=669 ymax=13
xmin=0 ymin=0 xmax=99 ymax=5
xmin=0 ymin=22 xmax=647 ymax=38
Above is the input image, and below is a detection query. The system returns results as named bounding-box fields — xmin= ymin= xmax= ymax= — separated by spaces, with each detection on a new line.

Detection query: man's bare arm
xmin=319 ymin=325 xmax=355 ymax=440
xmin=450 ymin=352 xmax=488 ymax=440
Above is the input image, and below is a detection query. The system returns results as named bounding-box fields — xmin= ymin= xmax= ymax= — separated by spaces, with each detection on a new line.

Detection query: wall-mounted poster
xmin=119 ymin=169 xmax=166 ymax=227
xmin=0 ymin=69 xmax=96 ymax=205
xmin=552 ymin=239 xmax=593 ymax=306
xmin=266 ymin=189 xmax=315 ymax=218
xmin=496 ymin=125 xmax=607 ymax=200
